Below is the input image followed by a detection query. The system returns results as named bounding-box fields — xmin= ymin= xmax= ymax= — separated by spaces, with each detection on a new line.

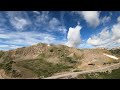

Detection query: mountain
xmin=0 ymin=43 xmax=120 ymax=79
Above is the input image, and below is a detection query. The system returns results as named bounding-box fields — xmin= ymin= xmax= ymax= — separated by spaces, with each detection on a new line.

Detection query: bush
xmin=2 ymin=61 xmax=13 ymax=71
xmin=65 ymin=57 xmax=77 ymax=63
xmin=109 ymin=49 xmax=120 ymax=56
xmin=50 ymin=49 xmax=53 ymax=52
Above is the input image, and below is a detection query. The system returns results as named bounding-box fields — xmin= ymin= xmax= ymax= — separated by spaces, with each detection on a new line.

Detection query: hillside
xmin=0 ymin=43 xmax=120 ymax=79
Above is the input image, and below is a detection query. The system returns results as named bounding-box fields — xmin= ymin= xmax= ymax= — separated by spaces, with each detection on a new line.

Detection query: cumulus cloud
xmin=66 ymin=24 xmax=82 ymax=47
xmin=87 ymin=27 xmax=111 ymax=47
xmin=81 ymin=11 xmax=100 ymax=27
xmin=71 ymin=11 xmax=100 ymax=27
xmin=87 ymin=16 xmax=120 ymax=48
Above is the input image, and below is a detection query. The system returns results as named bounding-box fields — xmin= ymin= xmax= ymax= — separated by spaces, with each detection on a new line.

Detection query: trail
xmin=43 ymin=54 xmax=119 ymax=79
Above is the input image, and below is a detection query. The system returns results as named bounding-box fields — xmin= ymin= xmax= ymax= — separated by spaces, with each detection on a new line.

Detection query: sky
xmin=0 ymin=11 xmax=120 ymax=50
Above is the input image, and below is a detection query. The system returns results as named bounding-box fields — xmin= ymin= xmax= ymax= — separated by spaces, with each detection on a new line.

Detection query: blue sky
xmin=0 ymin=11 xmax=120 ymax=50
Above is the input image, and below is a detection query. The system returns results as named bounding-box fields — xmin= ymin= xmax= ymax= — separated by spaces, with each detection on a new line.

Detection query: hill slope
xmin=0 ymin=43 xmax=119 ymax=79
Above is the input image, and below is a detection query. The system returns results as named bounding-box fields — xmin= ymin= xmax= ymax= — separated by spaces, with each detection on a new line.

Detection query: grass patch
xmin=16 ymin=58 xmax=73 ymax=78
xmin=64 ymin=57 xmax=77 ymax=63
xmin=77 ymin=67 xmax=120 ymax=79
xmin=0 ymin=51 xmax=5 ymax=57
xmin=109 ymin=49 xmax=120 ymax=57
xmin=0 ymin=60 xmax=22 ymax=78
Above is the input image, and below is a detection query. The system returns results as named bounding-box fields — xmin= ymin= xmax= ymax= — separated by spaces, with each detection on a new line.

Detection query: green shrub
xmin=64 ymin=57 xmax=77 ymax=63
xmin=49 ymin=49 xmax=53 ymax=52
xmin=16 ymin=59 xmax=73 ymax=78
xmin=2 ymin=61 xmax=13 ymax=71
xmin=0 ymin=51 xmax=4 ymax=58
xmin=77 ymin=67 xmax=120 ymax=79
xmin=109 ymin=49 xmax=120 ymax=57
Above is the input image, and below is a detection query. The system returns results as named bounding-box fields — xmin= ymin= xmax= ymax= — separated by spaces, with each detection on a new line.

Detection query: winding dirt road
xmin=43 ymin=62 xmax=120 ymax=79
xmin=44 ymin=53 xmax=120 ymax=79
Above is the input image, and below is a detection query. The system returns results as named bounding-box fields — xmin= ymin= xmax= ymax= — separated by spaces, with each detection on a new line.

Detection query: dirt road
xmin=43 ymin=55 xmax=120 ymax=79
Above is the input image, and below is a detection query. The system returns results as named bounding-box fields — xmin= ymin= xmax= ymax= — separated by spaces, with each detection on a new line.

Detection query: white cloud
xmin=49 ymin=18 xmax=60 ymax=29
xmin=0 ymin=45 xmax=9 ymax=48
xmin=33 ymin=11 xmax=67 ymax=34
xmin=6 ymin=11 xmax=31 ymax=31
xmin=0 ymin=28 xmax=6 ymax=33
xmin=66 ymin=24 xmax=82 ymax=47
xmin=33 ymin=11 xmax=40 ymax=14
xmin=111 ymin=20 xmax=120 ymax=40
xmin=0 ymin=45 xmax=22 ymax=50
xmin=11 ymin=17 xmax=29 ymax=30
xmin=101 ymin=16 xmax=111 ymax=25
xmin=87 ymin=16 xmax=120 ymax=48
xmin=87 ymin=27 xmax=111 ymax=47
xmin=81 ymin=11 xmax=100 ymax=27
xmin=0 ymin=11 xmax=68 ymax=50
xmin=35 ymin=11 xmax=49 ymax=25
xmin=48 ymin=17 xmax=67 ymax=34
xmin=0 ymin=31 xmax=57 ymax=50
xmin=6 ymin=11 xmax=67 ymax=34
xmin=72 ymin=11 xmax=100 ymax=27
xmin=117 ymin=16 xmax=120 ymax=22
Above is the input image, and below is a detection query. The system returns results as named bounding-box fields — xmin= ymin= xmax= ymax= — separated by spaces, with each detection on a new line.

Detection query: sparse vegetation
xmin=73 ymin=69 xmax=82 ymax=72
xmin=0 ymin=43 xmax=120 ymax=79
xmin=109 ymin=49 xmax=120 ymax=57
xmin=0 ymin=60 xmax=22 ymax=78
xmin=64 ymin=57 xmax=77 ymax=63
xmin=16 ymin=59 xmax=73 ymax=78
xmin=76 ymin=67 xmax=120 ymax=79
xmin=0 ymin=51 xmax=4 ymax=58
